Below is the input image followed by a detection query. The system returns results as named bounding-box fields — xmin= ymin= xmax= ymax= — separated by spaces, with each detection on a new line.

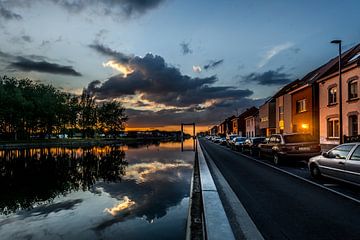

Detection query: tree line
xmin=0 ymin=76 xmax=128 ymax=140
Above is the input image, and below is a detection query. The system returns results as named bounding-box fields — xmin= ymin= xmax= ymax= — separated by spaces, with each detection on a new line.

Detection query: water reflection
xmin=0 ymin=140 xmax=194 ymax=240
xmin=0 ymin=147 xmax=127 ymax=215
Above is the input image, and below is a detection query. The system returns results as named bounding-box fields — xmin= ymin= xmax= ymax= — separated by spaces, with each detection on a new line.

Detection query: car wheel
xmin=310 ymin=164 xmax=321 ymax=179
xmin=273 ymin=153 xmax=281 ymax=165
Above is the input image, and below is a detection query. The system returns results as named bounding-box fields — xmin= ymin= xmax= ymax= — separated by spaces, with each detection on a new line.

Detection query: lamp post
xmin=331 ymin=39 xmax=343 ymax=144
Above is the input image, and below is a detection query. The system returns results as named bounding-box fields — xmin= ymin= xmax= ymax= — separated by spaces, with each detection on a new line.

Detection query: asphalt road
xmin=200 ymin=139 xmax=360 ymax=240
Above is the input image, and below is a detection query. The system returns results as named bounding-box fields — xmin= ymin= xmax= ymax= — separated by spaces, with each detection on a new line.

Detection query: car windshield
xmin=284 ymin=134 xmax=315 ymax=143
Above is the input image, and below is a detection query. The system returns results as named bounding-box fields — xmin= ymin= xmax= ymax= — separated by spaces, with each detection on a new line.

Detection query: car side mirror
xmin=322 ymin=152 xmax=329 ymax=158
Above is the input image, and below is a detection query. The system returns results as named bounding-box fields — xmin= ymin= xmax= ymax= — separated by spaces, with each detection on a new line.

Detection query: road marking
xmin=323 ymin=183 xmax=339 ymax=187
xmin=205 ymin=140 xmax=360 ymax=205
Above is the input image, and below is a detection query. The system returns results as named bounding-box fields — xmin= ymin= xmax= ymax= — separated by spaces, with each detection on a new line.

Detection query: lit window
xmin=327 ymin=118 xmax=339 ymax=138
xmin=296 ymin=99 xmax=307 ymax=113
xmin=348 ymin=80 xmax=358 ymax=100
xmin=328 ymin=87 xmax=337 ymax=105
xmin=349 ymin=115 xmax=358 ymax=136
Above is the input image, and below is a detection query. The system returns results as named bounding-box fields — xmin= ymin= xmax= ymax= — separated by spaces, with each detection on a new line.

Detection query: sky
xmin=0 ymin=0 xmax=359 ymax=132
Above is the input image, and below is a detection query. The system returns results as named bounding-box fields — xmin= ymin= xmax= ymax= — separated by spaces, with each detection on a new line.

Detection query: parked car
xmin=213 ymin=136 xmax=221 ymax=143
xmin=232 ymin=137 xmax=247 ymax=151
xmin=258 ymin=133 xmax=321 ymax=165
xmin=219 ymin=137 xmax=227 ymax=145
xmin=226 ymin=134 xmax=238 ymax=147
xmin=308 ymin=143 xmax=360 ymax=185
xmin=242 ymin=137 xmax=266 ymax=156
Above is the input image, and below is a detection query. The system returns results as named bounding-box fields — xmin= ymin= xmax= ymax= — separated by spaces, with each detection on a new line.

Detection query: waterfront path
xmin=199 ymin=138 xmax=360 ymax=240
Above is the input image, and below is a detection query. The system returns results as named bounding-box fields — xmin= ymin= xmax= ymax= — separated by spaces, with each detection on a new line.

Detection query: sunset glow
xmin=103 ymin=60 xmax=134 ymax=77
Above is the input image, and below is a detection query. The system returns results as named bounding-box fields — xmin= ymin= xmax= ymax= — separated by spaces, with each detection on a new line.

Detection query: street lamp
xmin=331 ymin=39 xmax=343 ymax=144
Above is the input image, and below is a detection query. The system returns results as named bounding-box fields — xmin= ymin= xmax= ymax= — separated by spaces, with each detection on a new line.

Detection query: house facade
xmin=259 ymin=98 xmax=276 ymax=137
xmin=318 ymin=44 xmax=360 ymax=149
xmin=245 ymin=110 xmax=260 ymax=138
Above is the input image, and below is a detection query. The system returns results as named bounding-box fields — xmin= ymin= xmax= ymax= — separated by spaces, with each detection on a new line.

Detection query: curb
xmin=197 ymin=139 xmax=235 ymax=240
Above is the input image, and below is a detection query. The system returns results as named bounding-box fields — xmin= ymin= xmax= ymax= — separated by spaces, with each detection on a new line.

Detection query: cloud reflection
xmin=104 ymin=196 xmax=135 ymax=216
xmin=124 ymin=160 xmax=192 ymax=183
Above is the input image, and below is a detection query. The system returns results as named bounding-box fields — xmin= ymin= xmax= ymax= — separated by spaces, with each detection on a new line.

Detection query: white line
xmin=209 ymin=141 xmax=360 ymax=205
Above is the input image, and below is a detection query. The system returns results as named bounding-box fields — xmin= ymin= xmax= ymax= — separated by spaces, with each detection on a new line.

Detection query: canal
xmin=0 ymin=140 xmax=195 ymax=240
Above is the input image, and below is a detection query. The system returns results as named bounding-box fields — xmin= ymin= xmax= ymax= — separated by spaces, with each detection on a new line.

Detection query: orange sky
xmin=125 ymin=125 xmax=210 ymax=134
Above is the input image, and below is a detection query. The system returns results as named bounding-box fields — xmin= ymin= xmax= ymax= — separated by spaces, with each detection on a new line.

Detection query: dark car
xmin=232 ymin=137 xmax=247 ymax=151
xmin=258 ymin=133 xmax=321 ymax=165
xmin=242 ymin=137 xmax=266 ymax=156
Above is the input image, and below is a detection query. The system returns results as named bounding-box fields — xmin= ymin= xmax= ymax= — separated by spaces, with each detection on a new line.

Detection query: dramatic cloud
xmin=9 ymin=57 xmax=82 ymax=76
xmin=3 ymin=0 xmax=164 ymax=18
xmin=258 ymin=42 xmax=294 ymax=68
xmin=180 ymin=42 xmax=192 ymax=55
xmin=87 ymin=44 xmax=264 ymax=126
xmin=0 ymin=4 xmax=22 ymax=20
xmin=89 ymin=43 xmax=132 ymax=63
xmin=242 ymin=68 xmax=292 ymax=86
xmin=203 ymin=59 xmax=224 ymax=70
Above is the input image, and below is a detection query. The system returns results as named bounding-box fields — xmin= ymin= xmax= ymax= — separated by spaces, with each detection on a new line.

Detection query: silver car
xmin=308 ymin=143 xmax=360 ymax=186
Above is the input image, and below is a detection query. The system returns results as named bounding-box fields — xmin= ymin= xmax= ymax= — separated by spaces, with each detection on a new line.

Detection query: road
xmin=199 ymin=139 xmax=360 ymax=240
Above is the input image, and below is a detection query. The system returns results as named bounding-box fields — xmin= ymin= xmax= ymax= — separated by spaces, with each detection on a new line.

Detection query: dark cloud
xmin=125 ymin=97 xmax=266 ymax=127
xmin=87 ymin=44 xmax=263 ymax=126
xmin=41 ymin=0 xmax=165 ymax=17
xmin=88 ymin=49 xmax=250 ymax=107
xmin=180 ymin=42 xmax=192 ymax=55
xmin=21 ymin=35 xmax=32 ymax=42
xmin=242 ymin=68 xmax=292 ymax=86
xmin=203 ymin=59 xmax=224 ymax=70
xmin=9 ymin=57 xmax=82 ymax=76
xmin=0 ymin=5 xmax=22 ymax=20
xmin=89 ymin=43 xmax=132 ymax=63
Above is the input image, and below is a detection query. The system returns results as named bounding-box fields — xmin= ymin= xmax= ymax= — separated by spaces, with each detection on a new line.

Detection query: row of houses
xmin=210 ymin=43 xmax=360 ymax=150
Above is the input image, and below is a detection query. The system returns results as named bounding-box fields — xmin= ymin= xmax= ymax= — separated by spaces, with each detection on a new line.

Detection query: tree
xmin=98 ymin=101 xmax=128 ymax=137
xmin=79 ymin=88 xmax=97 ymax=138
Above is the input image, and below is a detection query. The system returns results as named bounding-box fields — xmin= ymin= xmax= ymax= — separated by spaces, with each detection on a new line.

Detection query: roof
xmin=238 ymin=106 xmax=258 ymax=119
xmin=272 ymin=79 xmax=304 ymax=99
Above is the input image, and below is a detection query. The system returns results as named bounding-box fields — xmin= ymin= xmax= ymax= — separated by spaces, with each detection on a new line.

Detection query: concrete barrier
xmin=197 ymin=139 xmax=235 ymax=240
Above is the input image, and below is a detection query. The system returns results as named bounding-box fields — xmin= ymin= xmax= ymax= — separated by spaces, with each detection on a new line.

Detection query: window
xmin=350 ymin=146 xmax=360 ymax=161
xmin=328 ymin=144 xmax=355 ymax=159
xmin=296 ymin=99 xmax=307 ymax=113
xmin=349 ymin=115 xmax=358 ymax=136
xmin=348 ymin=80 xmax=358 ymax=100
xmin=328 ymin=87 xmax=337 ymax=105
xmin=260 ymin=117 xmax=268 ymax=122
xmin=327 ymin=118 xmax=339 ymax=138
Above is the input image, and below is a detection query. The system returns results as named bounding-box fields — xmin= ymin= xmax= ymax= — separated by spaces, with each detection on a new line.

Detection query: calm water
xmin=0 ymin=140 xmax=195 ymax=240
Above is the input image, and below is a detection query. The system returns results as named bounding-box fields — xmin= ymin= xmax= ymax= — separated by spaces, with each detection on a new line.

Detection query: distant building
xmin=259 ymin=98 xmax=276 ymax=137
xmin=245 ymin=109 xmax=259 ymax=137
xmin=210 ymin=125 xmax=218 ymax=135
xmin=237 ymin=107 xmax=259 ymax=137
